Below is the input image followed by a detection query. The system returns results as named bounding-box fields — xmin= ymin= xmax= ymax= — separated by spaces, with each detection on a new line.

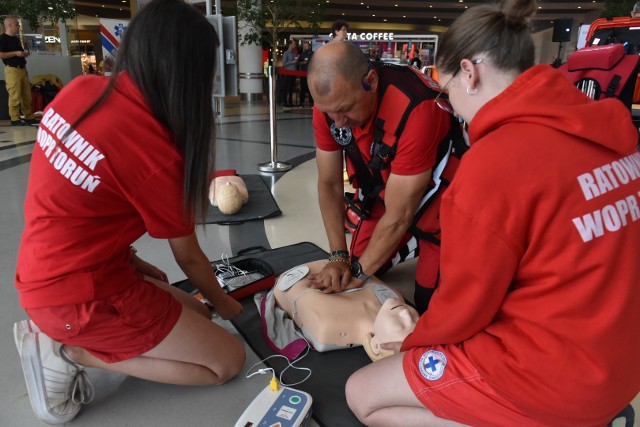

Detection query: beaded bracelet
xmin=328 ymin=257 xmax=350 ymax=265
xmin=329 ymin=250 xmax=349 ymax=259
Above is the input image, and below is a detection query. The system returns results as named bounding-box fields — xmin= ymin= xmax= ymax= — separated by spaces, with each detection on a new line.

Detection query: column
xmin=238 ymin=0 xmax=263 ymax=101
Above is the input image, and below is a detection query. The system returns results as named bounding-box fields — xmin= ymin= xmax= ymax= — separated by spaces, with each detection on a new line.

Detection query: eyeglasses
xmin=433 ymin=58 xmax=483 ymax=113
xmin=433 ymin=79 xmax=454 ymax=113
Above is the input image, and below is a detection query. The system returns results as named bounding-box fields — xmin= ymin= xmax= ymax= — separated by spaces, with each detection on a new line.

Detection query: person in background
xmin=367 ymin=47 xmax=381 ymax=64
xmin=331 ymin=20 xmax=349 ymax=42
xmin=282 ymin=40 xmax=298 ymax=107
xmin=0 ymin=16 xmax=37 ymax=126
xmin=13 ymin=0 xmax=245 ymax=424
xmin=297 ymin=41 xmax=313 ymax=107
xmin=632 ymin=1 xmax=640 ymax=17
xmin=345 ymin=0 xmax=640 ymax=425
xmin=409 ymin=54 xmax=422 ymax=70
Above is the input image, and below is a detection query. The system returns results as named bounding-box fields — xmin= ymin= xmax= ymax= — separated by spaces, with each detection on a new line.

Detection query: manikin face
xmin=363 ymin=298 xmax=419 ymax=361
xmin=371 ymin=298 xmax=419 ymax=347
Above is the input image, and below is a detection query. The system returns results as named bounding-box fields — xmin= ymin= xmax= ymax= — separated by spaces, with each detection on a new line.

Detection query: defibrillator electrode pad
xmin=277 ymin=266 xmax=310 ymax=291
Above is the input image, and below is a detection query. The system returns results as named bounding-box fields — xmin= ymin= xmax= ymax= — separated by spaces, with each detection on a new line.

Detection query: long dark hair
xmin=437 ymin=0 xmax=536 ymax=75
xmin=71 ymin=0 xmax=219 ymax=222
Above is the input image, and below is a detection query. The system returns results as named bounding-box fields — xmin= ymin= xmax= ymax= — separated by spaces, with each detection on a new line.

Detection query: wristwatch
xmin=350 ymin=260 xmax=370 ymax=282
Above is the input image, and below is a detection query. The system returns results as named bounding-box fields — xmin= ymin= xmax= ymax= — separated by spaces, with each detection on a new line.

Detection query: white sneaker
xmin=13 ymin=319 xmax=40 ymax=357
xmin=19 ymin=332 xmax=94 ymax=424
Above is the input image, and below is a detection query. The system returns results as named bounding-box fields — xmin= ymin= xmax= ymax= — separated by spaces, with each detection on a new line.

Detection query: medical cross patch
xmin=330 ymin=123 xmax=353 ymax=146
xmin=418 ymin=350 xmax=447 ymax=381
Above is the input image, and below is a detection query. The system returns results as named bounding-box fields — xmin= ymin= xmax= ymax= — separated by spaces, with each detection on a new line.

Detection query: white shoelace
xmin=59 ymin=347 xmax=95 ymax=405
xmin=70 ymin=370 xmax=94 ymax=405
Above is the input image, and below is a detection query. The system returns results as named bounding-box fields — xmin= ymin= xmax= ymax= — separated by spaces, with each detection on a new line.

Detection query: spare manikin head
xmin=216 ymin=182 xmax=243 ymax=214
xmin=209 ymin=175 xmax=249 ymax=215
xmin=363 ymin=298 xmax=419 ymax=361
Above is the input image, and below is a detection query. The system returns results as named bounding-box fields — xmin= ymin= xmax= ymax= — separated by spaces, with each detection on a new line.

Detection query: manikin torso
xmin=273 ymin=260 xmax=418 ymax=356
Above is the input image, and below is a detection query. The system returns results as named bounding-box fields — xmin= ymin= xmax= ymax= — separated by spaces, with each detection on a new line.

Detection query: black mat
xmin=203 ymin=175 xmax=281 ymax=225
xmin=174 ymin=243 xmax=368 ymax=427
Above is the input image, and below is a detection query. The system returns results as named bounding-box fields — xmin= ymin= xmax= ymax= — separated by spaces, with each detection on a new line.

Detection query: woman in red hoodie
xmin=345 ymin=0 xmax=640 ymax=425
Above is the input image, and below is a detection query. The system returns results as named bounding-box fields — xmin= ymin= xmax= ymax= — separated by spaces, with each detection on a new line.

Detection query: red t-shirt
xmin=16 ymin=73 xmax=193 ymax=308
xmin=313 ymin=79 xmax=449 ymax=184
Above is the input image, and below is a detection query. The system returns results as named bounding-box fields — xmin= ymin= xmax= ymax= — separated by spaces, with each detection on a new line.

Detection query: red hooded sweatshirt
xmin=402 ymin=65 xmax=640 ymax=425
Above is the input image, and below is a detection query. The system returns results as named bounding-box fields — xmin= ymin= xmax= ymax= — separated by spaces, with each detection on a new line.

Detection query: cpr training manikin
xmin=260 ymin=260 xmax=419 ymax=361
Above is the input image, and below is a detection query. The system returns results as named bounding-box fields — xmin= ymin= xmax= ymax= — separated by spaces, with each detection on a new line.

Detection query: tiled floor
xmin=0 ymin=99 xmax=637 ymax=427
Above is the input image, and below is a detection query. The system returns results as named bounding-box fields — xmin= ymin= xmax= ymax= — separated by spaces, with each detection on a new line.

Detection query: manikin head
xmin=363 ymin=298 xmax=419 ymax=361
xmin=215 ymin=182 xmax=243 ymax=214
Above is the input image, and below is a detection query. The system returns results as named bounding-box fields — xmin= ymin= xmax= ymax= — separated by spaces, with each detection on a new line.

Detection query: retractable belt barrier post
xmin=258 ymin=66 xmax=292 ymax=173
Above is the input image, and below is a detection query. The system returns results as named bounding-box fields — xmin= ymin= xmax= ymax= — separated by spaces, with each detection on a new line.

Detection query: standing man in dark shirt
xmin=0 ymin=16 xmax=36 ymax=126
xmin=297 ymin=41 xmax=313 ymax=108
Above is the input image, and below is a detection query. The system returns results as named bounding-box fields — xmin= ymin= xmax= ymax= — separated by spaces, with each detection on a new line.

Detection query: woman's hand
xmin=380 ymin=341 xmax=403 ymax=355
xmin=130 ymin=252 xmax=169 ymax=282
xmin=214 ymin=295 xmax=243 ymax=320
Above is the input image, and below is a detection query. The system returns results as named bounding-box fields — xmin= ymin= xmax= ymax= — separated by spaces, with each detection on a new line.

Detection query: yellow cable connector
xmin=269 ymin=377 xmax=280 ymax=391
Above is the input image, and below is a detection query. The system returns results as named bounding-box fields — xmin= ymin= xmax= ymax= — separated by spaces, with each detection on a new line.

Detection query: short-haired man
xmin=307 ymin=41 xmax=457 ymax=313
xmin=0 ymin=16 xmax=36 ymax=126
